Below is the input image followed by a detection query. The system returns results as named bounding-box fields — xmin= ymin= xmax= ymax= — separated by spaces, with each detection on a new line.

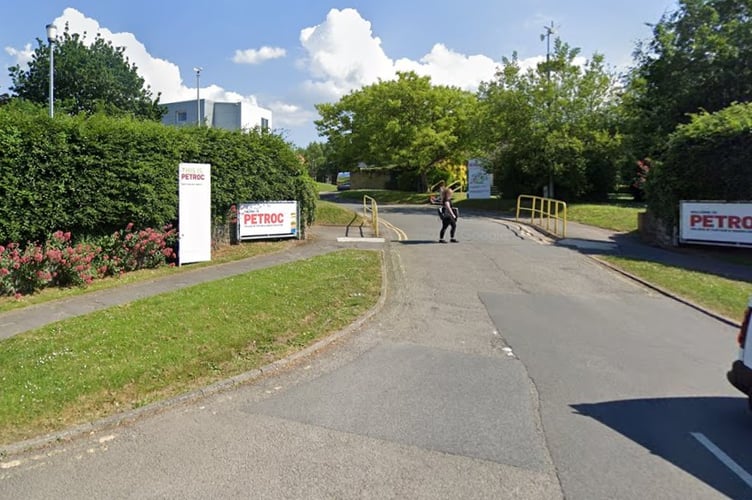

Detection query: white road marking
xmin=691 ymin=432 xmax=752 ymax=489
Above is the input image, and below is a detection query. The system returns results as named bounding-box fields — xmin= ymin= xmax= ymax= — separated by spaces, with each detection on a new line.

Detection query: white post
xmin=46 ymin=23 xmax=57 ymax=118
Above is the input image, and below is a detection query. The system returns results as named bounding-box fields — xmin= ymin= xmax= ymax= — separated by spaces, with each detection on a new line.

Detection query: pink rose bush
xmin=0 ymin=224 xmax=178 ymax=297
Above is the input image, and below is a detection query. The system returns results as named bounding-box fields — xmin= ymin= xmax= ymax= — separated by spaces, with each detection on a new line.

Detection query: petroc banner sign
xmin=237 ymin=201 xmax=299 ymax=240
xmin=680 ymin=201 xmax=752 ymax=247
xmin=178 ymin=163 xmax=212 ymax=264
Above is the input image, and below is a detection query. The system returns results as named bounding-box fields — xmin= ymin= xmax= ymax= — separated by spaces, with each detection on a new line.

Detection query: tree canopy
xmin=477 ymin=40 xmax=622 ymax=200
xmin=314 ymin=71 xmax=478 ymax=188
xmin=625 ymin=0 xmax=752 ymax=159
xmin=9 ymin=25 xmax=164 ymax=121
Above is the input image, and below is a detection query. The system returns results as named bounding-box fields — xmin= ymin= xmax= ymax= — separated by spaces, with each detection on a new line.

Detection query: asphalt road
xmin=1 ymin=205 xmax=750 ymax=499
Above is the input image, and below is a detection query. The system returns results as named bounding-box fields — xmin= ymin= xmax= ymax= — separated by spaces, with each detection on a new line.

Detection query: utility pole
xmin=541 ymin=21 xmax=556 ymax=198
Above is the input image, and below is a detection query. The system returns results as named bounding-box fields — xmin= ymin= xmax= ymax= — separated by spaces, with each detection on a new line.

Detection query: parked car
xmin=727 ymin=297 xmax=752 ymax=409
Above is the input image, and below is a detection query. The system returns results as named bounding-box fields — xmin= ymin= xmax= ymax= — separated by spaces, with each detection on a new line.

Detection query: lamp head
xmin=46 ymin=23 xmax=58 ymax=43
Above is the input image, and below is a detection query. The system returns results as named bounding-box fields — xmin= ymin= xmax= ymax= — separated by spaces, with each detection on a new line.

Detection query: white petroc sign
xmin=237 ymin=201 xmax=299 ymax=240
xmin=178 ymin=163 xmax=212 ymax=264
xmin=467 ymin=158 xmax=492 ymax=199
xmin=680 ymin=201 xmax=752 ymax=247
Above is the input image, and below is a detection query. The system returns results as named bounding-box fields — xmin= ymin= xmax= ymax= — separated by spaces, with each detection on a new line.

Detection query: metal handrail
xmin=515 ymin=195 xmax=567 ymax=238
xmin=363 ymin=195 xmax=379 ymax=237
xmin=428 ymin=180 xmax=462 ymax=204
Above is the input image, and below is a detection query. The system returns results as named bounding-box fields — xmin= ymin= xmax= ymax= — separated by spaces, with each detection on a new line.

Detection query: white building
xmin=161 ymin=99 xmax=272 ymax=132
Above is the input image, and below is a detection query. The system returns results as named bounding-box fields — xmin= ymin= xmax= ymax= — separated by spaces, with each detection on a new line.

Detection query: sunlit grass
xmin=566 ymin=202 xmax=646 ymax=233
xmin=0 ymin=249 xmax=381 ymax=445
xmin=600 ymin=256 xmax=752 ymax=320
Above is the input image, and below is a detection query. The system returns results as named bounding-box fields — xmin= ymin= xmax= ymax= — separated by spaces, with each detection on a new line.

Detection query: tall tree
xmin=477 ymin=40 xmax=621 ymax=200
xmin=315 ymin=71 xmax=478 ymax=189
xmin=9 ymin=25 xmax=164 ymax=121
xmin=625 ymin=0 xmax=752 ymax=159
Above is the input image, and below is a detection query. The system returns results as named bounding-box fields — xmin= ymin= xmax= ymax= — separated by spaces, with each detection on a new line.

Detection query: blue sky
xmin=1 ymin=1 xmax=678 ymax=147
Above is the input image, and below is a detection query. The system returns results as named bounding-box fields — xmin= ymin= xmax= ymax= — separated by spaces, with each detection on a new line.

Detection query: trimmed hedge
xmin=646 ymin=102 xmax=752 ymax=227
xmin=0 ymin=102 xmax=316 ymax=244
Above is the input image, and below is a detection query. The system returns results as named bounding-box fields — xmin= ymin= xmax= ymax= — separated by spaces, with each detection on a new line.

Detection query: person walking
xmin=437 ymin=180 xmax=458 ymax=243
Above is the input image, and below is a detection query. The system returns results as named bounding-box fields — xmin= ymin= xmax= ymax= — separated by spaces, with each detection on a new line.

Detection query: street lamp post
xmin=46 ymin=23 xmax=57 ymax=118
xmin=193 ymin=67 xmax=202 ymax=126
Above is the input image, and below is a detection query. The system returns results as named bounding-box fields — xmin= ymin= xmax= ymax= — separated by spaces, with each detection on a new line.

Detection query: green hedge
xmin=0 ymin=102 xmax=316 ymax=244
xmin=646 ymin=102 xmax=752 ymax=227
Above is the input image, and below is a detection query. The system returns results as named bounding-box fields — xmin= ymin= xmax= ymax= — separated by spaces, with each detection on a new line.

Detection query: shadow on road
xmin=572 ymin=396 xmax=752 ymax=498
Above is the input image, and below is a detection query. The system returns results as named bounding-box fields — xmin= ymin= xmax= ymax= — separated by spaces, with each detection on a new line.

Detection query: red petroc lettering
xmin=690 ymin=214 xmax=752 ymax=230
xmin=242 ymin=212 xmax=285 ymax=225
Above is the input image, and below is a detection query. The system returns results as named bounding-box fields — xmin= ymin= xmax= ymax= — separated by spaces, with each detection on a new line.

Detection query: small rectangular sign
xmin=178 ymin=163 xmax=212 ymax=264
xmin=237 ymin=201 xmax=299 ymax=240
xmin=679 ymin=201 xmax=752 ymax=247
xmin=467 ymin=158 xmax=492 ymax=199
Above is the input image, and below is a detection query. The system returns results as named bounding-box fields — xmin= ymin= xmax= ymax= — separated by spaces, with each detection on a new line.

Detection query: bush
xmin=646 ymin=102 xmax=752 ymax=227
xmin=0 ymin=224 xmax=177 ymax=297
xmin=0 ymin=103 xmax=317 ymax=244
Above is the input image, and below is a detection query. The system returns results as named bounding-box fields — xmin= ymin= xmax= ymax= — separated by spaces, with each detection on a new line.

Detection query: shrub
xmin=646 ymin=102 xmax=752 ymax=227
xmin=0 ymin=224 xmax=178 ymax=297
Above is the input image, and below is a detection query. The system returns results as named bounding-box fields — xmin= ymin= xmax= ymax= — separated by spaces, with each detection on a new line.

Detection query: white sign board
xmin=679 ymin=201 xmax=752 ymax=247
xmin=237 ymin=201 xmax=299 ymax=240
xmin=467 ymin=158 xmax=492 ymax=199
xmin=178 ymin=163 xmax=212 ymax=264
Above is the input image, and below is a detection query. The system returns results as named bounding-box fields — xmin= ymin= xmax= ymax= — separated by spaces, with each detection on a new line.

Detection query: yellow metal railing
xmin=363 ymin=195 xmax=379 ymax=237
xmin=516 ymin=195 xmax=567 ymax=238
xmin=428 ymin=179 xmax=462 ymax=204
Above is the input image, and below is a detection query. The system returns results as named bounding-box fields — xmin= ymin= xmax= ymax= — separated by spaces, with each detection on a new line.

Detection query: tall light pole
xmin=46 ymin=23 xmax=57 ymax=118
xmin=540 ymin=21 xmax=556 ymax=198
xmin=193 ymin=67 xmax=202 ymax=126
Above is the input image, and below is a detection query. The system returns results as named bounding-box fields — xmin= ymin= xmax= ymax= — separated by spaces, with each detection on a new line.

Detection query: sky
xmin=1 ymin=0 xmax=678 ymax=148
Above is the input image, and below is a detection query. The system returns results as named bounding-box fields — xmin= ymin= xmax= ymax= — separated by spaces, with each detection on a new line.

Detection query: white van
xmin=727 ymin=297 xmax=752 ymax=409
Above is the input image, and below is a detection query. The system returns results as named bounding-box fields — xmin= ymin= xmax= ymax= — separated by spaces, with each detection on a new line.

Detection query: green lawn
xmin=0 ymin=249 xmax=382 ymax=445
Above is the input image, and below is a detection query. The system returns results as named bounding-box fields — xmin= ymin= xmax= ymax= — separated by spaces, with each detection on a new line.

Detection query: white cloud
xmin=8 ymin=8 xmax=264 ymax=113
xmin=269 ymin=101 xmax=316 ymax=128
xmin=299 ymin=8 xmax=395 ymax=98
xmin=298 ymin=8 xmax=507 ymax=99
xmin=5 ymin=43 xmax=34 ymax=66
xmin=394 ymin=44 xmax=499 ymax=91
xmin=232 ymin=46 xmax=286 ymax=64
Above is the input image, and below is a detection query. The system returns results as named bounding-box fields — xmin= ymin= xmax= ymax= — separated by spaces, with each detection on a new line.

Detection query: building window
xmin=176 ymin=111 xmax=187 ymax=123
xmin=261 ymin=117 xmax=269 ymax=130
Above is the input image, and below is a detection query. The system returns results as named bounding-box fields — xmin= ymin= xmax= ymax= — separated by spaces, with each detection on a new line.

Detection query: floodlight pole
xmin=193 ymin=67 xmax=202 ymax=126
xmin=46 ymin=23 xmax=57 ymax=118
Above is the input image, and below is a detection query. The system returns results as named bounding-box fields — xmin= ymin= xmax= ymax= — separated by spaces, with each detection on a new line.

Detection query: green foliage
xmin=8 ymin=26 xmax=163 ymax=120
xmin=646 ymin=101 xmax=752 ymax=226
xmin=477 ymin=40 xmax=621 ymax=201
xmin=315 ymin=71 xmax=478 ymax=189
xmin=299 ymin=141 xmax=337 ymax=182
xmin=625 ymin=0 xmax=752 ymax=160
xmin=0 ymin=104 xmax=316 ymax=244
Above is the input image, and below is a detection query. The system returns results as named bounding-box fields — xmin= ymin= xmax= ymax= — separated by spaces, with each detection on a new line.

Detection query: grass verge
xmin=600 ymin=256 xmax=752 ymax=321
xmin=0 ymin=249 xmax=382 ymax=445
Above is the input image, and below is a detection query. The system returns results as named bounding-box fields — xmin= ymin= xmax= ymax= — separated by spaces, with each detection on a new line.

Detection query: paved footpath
xmin=0 ymin=226 xmax=373 ymax=340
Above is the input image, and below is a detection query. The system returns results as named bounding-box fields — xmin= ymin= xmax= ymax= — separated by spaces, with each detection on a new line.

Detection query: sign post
xmin=236 ymin=201 xmax=300 ymax=241
xmin=178 ymin=163 xmax=212 ymax=264
xmin=679 ymin=201 xmax=752 ymax=247
xmin=467 ymin=158 xmax=492 ymax=199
